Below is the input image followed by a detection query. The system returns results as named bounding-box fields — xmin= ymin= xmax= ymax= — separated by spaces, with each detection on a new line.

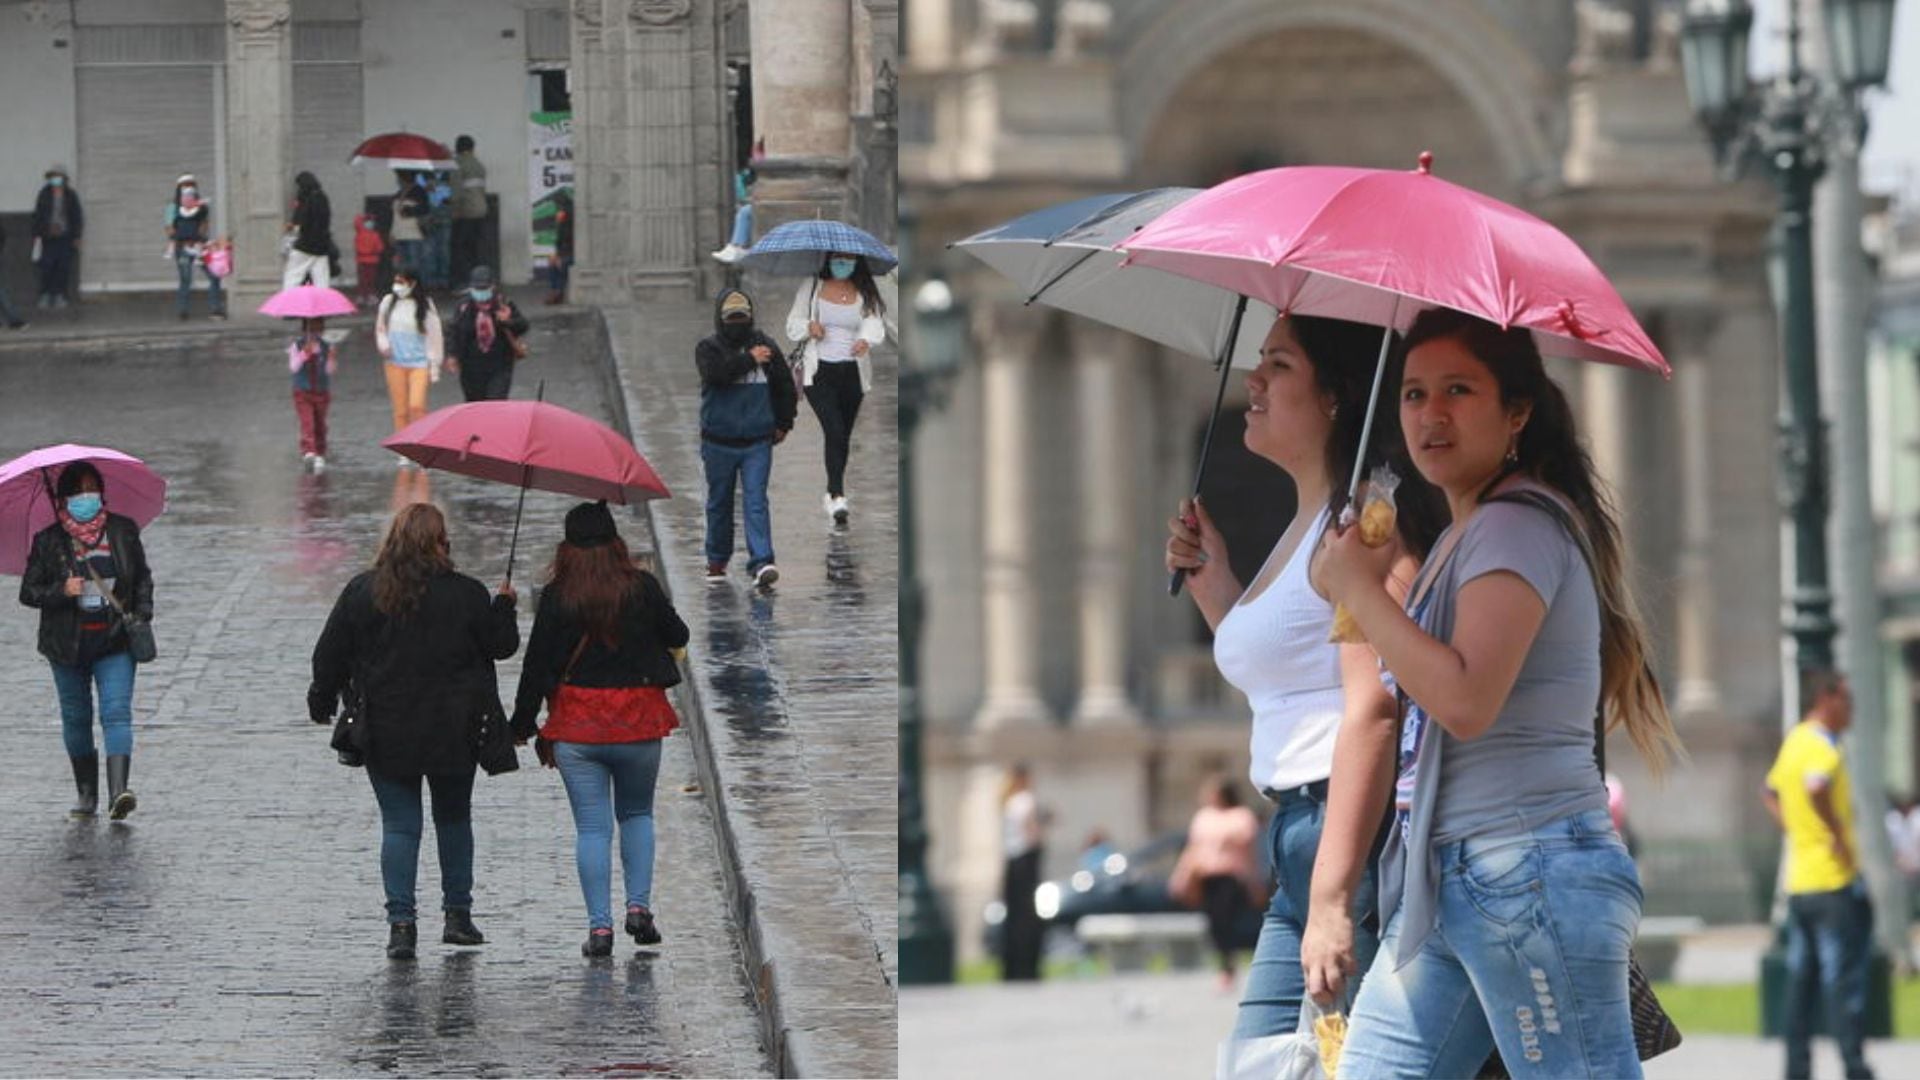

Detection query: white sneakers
xmin=824 ymin=493 xmax=850 ymax=526
xmin=302 ymin=452 xmax=327 ymax=473
xmin=711 ymin=244 xmax=748 ymax=264
xmin=754 ymin=564 xmax=780 ymax=589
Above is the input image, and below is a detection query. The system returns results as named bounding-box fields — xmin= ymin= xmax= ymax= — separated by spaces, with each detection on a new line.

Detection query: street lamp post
xmin=899 ymin=204 xmax=964 ymax=985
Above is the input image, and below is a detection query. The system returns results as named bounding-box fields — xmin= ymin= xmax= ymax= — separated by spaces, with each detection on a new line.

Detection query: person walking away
xmin=374 ymin=268 xmax=443 ymax=447
xmin=31 ymin=166 xmax=83 ymax=310
xmin=711 ymin=167 xmax=755 ymax=264
xmin=545 ymin=189 xmax=574 ymax=305
xmin=1001 ymin=764 xmax=1047 ymax=980
xmin=354 ymin=213 xmax=387 ymax=307
xmin=0 ymin=217 xmax=28 ymax=329
xmin=451 ymin=135 xmax=489 ymax=286
xmin=308 ymin=503 xmax=519 ymax=959
xmin=510 ymin=502 xmax=691 ymax=957
xmin=164 ymin=175 xmax=224 ymax=319
xmin=1766 ymin=670 xmax=1877 ymax=1080
xmin=18 ymin=462 xmax=154 ymax=821
xmin=283 ymin=171 xmax=333 ymax=289
xmin=697 ymin=288 xmax=794 ymax=588
xmin=784 ymin=252 xmax=888 ymax=526
xmin=1168 ymin=775 xmax=1263 ymax=992
xmin=290 ymin=317 xmax=337 ymax=472
xmin=447 ymin=266 xmax=526 ymax=403
xmin=389 ymin=172 xmax=429 ymax=276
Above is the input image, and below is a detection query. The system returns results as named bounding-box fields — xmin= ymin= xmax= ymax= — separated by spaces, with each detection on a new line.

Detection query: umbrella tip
xmin=1417 ymin=151 xmax=1434 ymax=175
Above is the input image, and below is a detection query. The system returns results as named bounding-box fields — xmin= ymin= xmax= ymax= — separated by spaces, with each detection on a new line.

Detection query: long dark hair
xmin=545 ymin=536 xmax=647 ymax=643
xmin=817 ymin=254 xmax=886 ymax=318
xmin=55 ymin=461 xmax=106 ymax=500
xmin=371 ymin=503 xmax=453 ymax=618
xmin=1400 ymin=308 xmax=1681 ymax=772
xmin=1288 ymin=314 xmax=1448 ymax=560
xmin=390 ymin=267 xmax=430 ymax=336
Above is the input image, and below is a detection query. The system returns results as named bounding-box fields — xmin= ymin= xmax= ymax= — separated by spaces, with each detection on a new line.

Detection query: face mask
xmin=828 ymin=258 xmax=857 ymax=280
xmin=182 ymin=187 xmax=198 ymax=199
xmin=720 ymin=321 xmax=752 ymax=345
xmin=66 ymin=494 xmax=102 ymax=523
xmin=393 ymin=283 xmax=413 ymax=298
xmin=470 ymin=288 xmax=493 ymax=303
xmin=48 ymin=176 xmax=63 ymax=188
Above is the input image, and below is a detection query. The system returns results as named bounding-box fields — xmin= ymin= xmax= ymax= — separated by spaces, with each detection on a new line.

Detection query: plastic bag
xmin=1215 ymin=993 xmax=1341 ymax=1080
xmin=1329 ymin=464 xmax=1401 ymax=644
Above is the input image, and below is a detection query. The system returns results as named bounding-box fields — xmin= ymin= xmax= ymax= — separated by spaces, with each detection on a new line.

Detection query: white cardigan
xmin=784 ymin=277 xmax=894 ymax=393
xmin=375 ymin=294 xmax=446 ymax=381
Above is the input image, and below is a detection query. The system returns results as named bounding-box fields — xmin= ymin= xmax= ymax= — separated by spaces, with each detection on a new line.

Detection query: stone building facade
xmin=904 ymin=0 xmax=1791 ymax=963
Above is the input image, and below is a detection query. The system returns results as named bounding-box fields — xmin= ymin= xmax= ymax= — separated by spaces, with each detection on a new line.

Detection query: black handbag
xmin=471 ymin=671 xmax=518 ymax=777
xmin=77 ymin=541 xmax=156 ymax=664
xmin=329 ymin=689 xmax=365 ymax=768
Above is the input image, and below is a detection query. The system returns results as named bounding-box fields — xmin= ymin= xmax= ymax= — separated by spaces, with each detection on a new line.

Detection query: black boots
xmin=105 ymin=755 xmax=136 ymax=820
xmin=68 ymin=753 xmax=99 ymax=819
xmin=626 ymin=905 xmax=661 ymax=946
xmin=442 ymin=908 xmax=485 ymax=946
xmin=387 ymin=922 xmax=417 ymax=960
xmin=582 ymin=928 xmax=614 ymax=958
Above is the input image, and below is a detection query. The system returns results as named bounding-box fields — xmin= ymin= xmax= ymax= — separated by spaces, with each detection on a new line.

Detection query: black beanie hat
xmin=565 ymin=501 xmax=618 ymax=547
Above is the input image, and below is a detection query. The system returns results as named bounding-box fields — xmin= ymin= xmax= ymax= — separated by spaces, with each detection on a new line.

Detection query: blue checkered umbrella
xmin=740 ymin=219 xmax=898 ymax=277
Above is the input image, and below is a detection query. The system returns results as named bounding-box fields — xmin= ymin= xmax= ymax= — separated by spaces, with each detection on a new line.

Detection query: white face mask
xmin=392 ymin=283 xmax=413 ymax=299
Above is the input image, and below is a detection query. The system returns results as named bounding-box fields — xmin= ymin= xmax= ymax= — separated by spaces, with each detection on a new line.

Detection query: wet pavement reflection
xmin=0 ymin=314 xmax=770 ymax=1077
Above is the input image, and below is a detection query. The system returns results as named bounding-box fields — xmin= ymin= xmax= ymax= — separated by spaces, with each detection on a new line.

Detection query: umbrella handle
xmin=1341 ymin=307 xmax=1401 ymax=519
xmin=502 ymin=380 xmax=547 ymax=586
xmin=1170 ymin=294 xmax=1249 ymax=598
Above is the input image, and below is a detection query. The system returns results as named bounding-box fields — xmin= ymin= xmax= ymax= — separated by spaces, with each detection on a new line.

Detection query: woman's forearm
xmin=1311 ymin=672 xmax=1396 ymax=909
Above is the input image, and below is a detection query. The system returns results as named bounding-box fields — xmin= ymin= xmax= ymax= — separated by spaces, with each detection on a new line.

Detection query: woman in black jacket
xmin=447 ymin=264 xmax=529 ymax=402
xmin=31 ymin=165 xmax=83 ymax=309
xmin=511 ymin=502 xmax=690 ymax=957
xmin=282 ymin=171 xmax=333 ymax=288
xmin=18 ymin=462 xmax=153 ymax=821
xmin=309 ymin=503 xmax=519 ymax=960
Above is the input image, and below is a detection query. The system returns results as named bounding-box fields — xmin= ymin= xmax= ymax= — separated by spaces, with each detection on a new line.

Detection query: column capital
xmin=226 ymin=0 xmax=289 ymax=34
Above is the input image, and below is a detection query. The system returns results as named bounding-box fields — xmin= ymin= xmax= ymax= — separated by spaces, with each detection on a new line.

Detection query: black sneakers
xmin=626 ymin=905 xmax=661 ymax=946
xmin=583 ymin=928 xmax=615 ymax=958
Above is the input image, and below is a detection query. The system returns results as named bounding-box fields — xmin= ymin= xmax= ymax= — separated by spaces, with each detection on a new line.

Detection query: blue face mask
xmin=470 ymin=288 xmax=493 ymax=302
xmin=828 ymin=258 xmax=857 ymax=280
xmin=66 ymin=494 xmax=102 ymax=523
xmin=48 ymin=176 xmax=63 ymax=188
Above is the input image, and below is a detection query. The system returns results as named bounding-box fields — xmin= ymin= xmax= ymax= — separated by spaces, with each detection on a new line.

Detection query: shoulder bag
xmin=76 ymin=539 xmax=156 ymax=664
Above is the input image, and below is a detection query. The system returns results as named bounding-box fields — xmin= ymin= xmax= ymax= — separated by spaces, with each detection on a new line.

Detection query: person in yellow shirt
xmin=1764 ymin=670 xmax=1875 ymax=1080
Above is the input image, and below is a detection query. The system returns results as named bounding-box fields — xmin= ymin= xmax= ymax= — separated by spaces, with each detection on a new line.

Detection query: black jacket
xmin=31 ymin=185 xmax=84 ymax=242
xmin=18 ymin=514 xmax=153 ymax=667
xmin=449 ymin=299 xmax=529 ymax=369
xmin=292 ymin=188 xmax=332 ymax=256
xmin=308 ymin=569 xmax=519 ymax=776
xmin=509 ymin=572 xmax=689 ymax=738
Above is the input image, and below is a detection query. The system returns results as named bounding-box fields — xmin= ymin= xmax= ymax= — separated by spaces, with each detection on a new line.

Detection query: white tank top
xmin=815 ymin=294 xmax=863 ymax=363
xmin=1212 ymin=507 xmax=1344 ymax=792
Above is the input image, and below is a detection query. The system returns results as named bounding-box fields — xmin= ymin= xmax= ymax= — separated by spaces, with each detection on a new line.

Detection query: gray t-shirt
xmin=1407 ymin=498 xmax=1607 ymax=842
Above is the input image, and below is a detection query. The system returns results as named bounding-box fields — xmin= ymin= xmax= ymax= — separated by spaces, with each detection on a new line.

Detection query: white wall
xmin=0 ymin=6 xmax=78 ymax=212
xmin=361 ymin=0 xmax=536 ymax=284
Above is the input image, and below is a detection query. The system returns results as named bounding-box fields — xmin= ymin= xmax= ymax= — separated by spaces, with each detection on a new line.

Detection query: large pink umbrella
xmin=0 ymin=445 xmax=168 ymax=576
xmin=349 ymin=132 xmax=455 ymax=172
xmin=258 ymin=284 xmax=357 ymax=319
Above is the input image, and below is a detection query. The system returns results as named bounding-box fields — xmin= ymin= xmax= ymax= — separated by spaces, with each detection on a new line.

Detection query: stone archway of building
xmin=1119 ymin=0 xmax=1559 ymax=196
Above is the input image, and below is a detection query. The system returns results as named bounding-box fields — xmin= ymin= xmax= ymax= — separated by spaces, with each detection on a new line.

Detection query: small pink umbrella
xmin=258 ymin=284 xmax=357 ymax=319
xmin=349 ymin=132 xmax=455 ymax=172
xmin=0 ymin=444 xmax=168 ymax=576
xmin=382 ymin=394 xmax=670 ymax=582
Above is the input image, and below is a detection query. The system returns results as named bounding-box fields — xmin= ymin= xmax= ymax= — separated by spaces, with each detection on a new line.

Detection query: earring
xmin=1505 ymin=437 xmax=1520 ymax=464
xmin=1327 ymin=404 xmax=1339 ymax=420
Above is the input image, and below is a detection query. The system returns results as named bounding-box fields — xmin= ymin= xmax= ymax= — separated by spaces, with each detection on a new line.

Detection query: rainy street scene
xmin=0 ymin=1 xmax=897 ymax=1077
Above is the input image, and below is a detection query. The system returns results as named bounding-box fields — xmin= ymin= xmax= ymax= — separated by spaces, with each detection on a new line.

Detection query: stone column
xmin=569 ymin=0 xmax=613 ymax=302
xmin=1070 ymin=321 xmax=1141 ymax=727
xmin=615 ymin=0 xmax=708 ymax=299
xmin=973 ymin=300 xmax=1054 ymax=730
xmin=1668 ymin=311 xmax=1725 ymax=720
xmin=223 ymin=0 xmax=293 ymax=309
xmin=749 ymin=0 xmax=852 ymax=231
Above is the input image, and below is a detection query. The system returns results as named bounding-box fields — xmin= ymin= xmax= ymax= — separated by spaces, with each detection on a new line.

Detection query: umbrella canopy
xmin=954 ymin=187 xmax=1272 ymax=370
xmin=1119 ymin=153 xmax=1669 ymax=375
xmin=740 ymin=219 xmax=899 ymax=277
xmin=382 ymin=400 xmax=670 ymax=505
xmin=0 ymin=444 xmax=168 ymax=576
xmin=258 ymin=284 xmax=357 ymax=319
xmin=349 ymin=132 xmax=455 ymax=172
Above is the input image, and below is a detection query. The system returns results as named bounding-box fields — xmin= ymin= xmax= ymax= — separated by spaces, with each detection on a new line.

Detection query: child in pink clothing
xmin=289 ymin=317 xmax=338 ymax=471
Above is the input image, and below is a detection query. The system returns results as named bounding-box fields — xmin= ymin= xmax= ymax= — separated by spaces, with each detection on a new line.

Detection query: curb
xmin=584 ymin=306 xmax=805 ymax=1079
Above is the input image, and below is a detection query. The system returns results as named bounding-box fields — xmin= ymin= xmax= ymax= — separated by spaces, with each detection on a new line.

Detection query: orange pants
xmin=384 ymin=362 xmax=431 ymax=433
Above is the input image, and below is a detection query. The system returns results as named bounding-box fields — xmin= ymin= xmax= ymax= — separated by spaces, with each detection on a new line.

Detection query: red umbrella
xmin=349 ymin=132 xmax=455 ymax=172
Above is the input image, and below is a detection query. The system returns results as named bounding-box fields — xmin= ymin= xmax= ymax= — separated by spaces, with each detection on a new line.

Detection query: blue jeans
xmin=424 ymin=221 xmax=451 ymax=287
xmin=367 ymin=767 xmax=476 ymax=923
xmin=554 ymin=740 xmax=663 ymax=930
xmin=1231 ymin=786 xmax=1381 ymax=1039
xmin=0 ymin=278 xmax=22 ymax=324
xmin=1785 ymin=881 xmax=1874 ymax=1078
xmin=547 ymin=256 xmax=570 ymax=296
xmin=700 ymin=438 xmax=774 ymax=570
xmin=1340 ymin=808 xmax=1642 ymax=1079
xmin=393 ymin=239 xmax=424 ymax=275
xmin=174 ymin=250 xmax=223 ymax=315
xmin=50 ymin=651 xmax=136 ymax=758
xmin=729 ymin=204 xmax=752 ymax=248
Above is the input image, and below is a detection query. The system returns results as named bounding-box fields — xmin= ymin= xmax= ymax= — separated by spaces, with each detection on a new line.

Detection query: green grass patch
xmin=1653 ymin=978 xmax=1920 ymax=1037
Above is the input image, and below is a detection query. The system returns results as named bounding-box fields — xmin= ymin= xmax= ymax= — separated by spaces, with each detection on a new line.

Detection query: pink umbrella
xmin=349 ymin=132 xmax=455 ymax=172
xmin=0 ymin=444 xmax=168 ymax=576
xmin=258 ymin=284 xmax=357 ymax=319
xmin=382 ymin=396 xmax=670 ymax=581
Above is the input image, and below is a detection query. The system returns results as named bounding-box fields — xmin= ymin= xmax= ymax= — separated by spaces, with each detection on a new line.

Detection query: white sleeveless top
xmin=1212 ymin=507 xmax=1344 ymax=792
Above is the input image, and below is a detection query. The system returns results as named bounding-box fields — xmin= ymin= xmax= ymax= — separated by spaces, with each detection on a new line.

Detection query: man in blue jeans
xmin=696 ymin=287 xmax=794 ymax=588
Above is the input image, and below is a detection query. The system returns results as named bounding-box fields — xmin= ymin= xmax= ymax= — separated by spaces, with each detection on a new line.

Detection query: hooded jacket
xmin=19 ymin=514 xmax=152 ymax=667
xmin=32 ymin=182 xmax=84 ymax=242
xmin=696 ymin=288 xmax=796 ymax=445
xmin=291 ymin=173 xmax=332 ymax=256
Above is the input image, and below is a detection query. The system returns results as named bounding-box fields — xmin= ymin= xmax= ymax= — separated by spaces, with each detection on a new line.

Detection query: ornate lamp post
xmin=899 ymin=203 xmax=964 ymax=984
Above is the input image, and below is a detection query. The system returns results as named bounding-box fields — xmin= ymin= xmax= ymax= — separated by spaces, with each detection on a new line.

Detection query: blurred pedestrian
xmin=354 ymin=212 xmax=387 ymax=307
xmin=1169 ymin=775 xmax=1263 ymax=992
xmin=0 ymin=217 xmax=28 ymax=329
xmin=308 ymin=503 xmax=519 ymax=960
xmin=1163 ymin=313 xmax=1444 ymax=1063
xmin=374 ymin=267 xmax=443 ymax=447
xmin=18 ymin=462 xmax=154 ymax=821
xmin=510 ymin=501 xmax=691 ymax=957
xmin=424 ymin=171 xmax=454 ymax=290
xmin=165 ymin=174 xmax=224 ymax=320
xmin=1886 ymin=793 xmax=1920 ymax=883
xmin=389 ymin=171 xmax=430 ymax=276
xmin=711 ymin=166 xmax=754 ymax=264
xmin=447 ymin=265 xmax=527 ymax=403
xmin=451 ymin=135 xmax=489 ymax=285
xmin=1319 ymin=310 xmax=1681 ymax=1078
xmin=1000 ymin=763 xmax=1047 ymax=981
xmin=1079 ymin=828 xmax=1117 ymax=876
xmin=1765 ymin=669 xmax=1876 ymax=1080
xmin=30 ymin=165 xmax=82 ymax=310
xmin=283 ymin=171 xmax=333 ymax=289
xmin=697 ymin=287 xmax=794 ymax=588
xmin=784 ymin=252 xmax=888 ymax=527
xmin=544 ymin=188 xmax=574 ymax=305
xmin=289 ymin=316 xmax=337 ymax=472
